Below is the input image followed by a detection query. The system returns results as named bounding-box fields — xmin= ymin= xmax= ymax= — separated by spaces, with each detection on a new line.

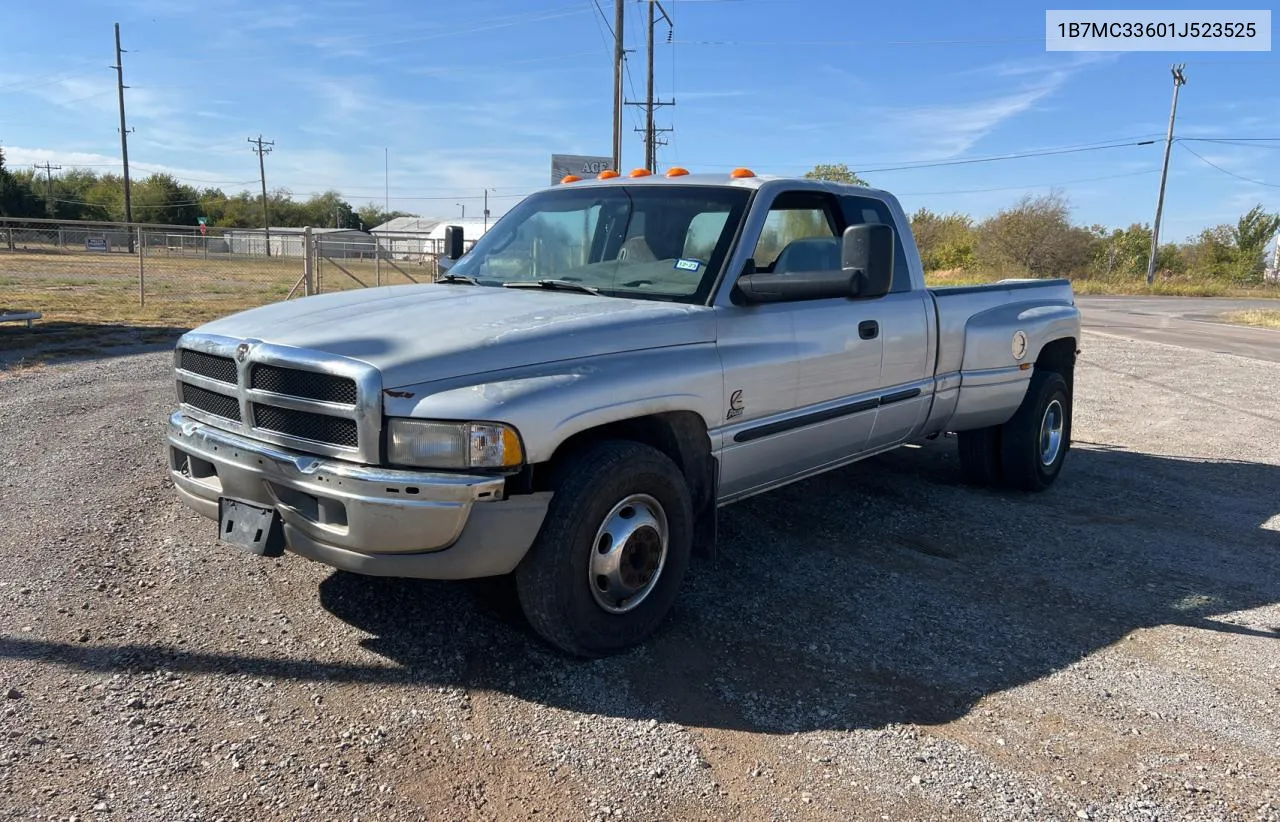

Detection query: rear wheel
xmin=514 ymin=440 xmax=693 ymax=658
xmin=998 ymin=369 xmax=1071 ymax=491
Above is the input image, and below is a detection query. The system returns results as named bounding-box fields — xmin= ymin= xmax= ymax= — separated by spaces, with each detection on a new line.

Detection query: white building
xmin=370 ymin=217 xmax=494 ymax=260
xmin=223 ymin=227 xmax=376 ymax=259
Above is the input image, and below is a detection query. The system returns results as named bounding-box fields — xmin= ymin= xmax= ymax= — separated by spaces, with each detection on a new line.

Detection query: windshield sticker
xmin=674 ymin=258 xmax=702 ymax=272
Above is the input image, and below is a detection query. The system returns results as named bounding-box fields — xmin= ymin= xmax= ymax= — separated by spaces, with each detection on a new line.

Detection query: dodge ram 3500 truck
xmin=167 ymin=168 xmax=1081 ymax=657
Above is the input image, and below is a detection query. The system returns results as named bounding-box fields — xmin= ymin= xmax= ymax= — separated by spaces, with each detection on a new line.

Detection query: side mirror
xmin=841 ymin=222 xmax=894 ymax=300
xmin=444 ymin=225 xmax=464 ymax=260
xmin=733 ymin=223 xmax=896 ymax=305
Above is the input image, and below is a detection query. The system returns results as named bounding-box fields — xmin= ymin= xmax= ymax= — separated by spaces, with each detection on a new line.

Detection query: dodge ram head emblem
xmin=235 ymin=342 xmax=250 ymax=363
xmin=727 ymin=389 xmax=745 ymax=419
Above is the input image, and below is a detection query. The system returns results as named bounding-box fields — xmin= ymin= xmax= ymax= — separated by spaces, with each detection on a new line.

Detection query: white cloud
xmin=862 ymin=55 xmax=1114 ymax=161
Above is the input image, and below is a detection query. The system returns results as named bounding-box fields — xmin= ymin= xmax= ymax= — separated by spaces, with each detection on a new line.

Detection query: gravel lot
xmin=2 ymin=330 xmax=1278 ymax=821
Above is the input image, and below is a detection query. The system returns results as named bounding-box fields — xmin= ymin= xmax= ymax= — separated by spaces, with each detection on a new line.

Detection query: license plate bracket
xmin=218 ymin=498 xmax=286 ymax=557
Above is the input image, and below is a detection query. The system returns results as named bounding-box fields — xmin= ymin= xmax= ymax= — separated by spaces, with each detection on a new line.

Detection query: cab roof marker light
xmin=729 ymin=167 xmax=756 ymax=178
xmin=597 ymin=169 xmax=620 ymax=179
xmin=665 ymin=167 xmax=690 ymax=177
xmin=629 ymin=168 xmax=652 ymax=177
xmin=560 ymin=175 xmax=582 ymax=184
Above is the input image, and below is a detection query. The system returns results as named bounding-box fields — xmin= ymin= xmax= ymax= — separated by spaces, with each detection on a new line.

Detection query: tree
xmin=803 ymin=163 xmax=869 ymax=187
xmin=131 ymin=172 xmax=200 ymax=225
xmin=973 ymin=191 xmax=1094 ymax=279
xmin=0 ymin=147 xmax=40 ymax=218
xmin=910 ymin=208 xmax=975 ymax=272
xmin=357 ymin=204 xmax=416 ymax=231
xmin=1231 ymin=204 xmax=1280 ymax=282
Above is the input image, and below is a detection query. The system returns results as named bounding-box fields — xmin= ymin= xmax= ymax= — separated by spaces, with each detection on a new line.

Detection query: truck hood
xmin=192 ymin=283 xmax=716 ymax=388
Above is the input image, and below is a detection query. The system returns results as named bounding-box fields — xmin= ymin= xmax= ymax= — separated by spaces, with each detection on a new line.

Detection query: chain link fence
xmin=1 ymin=218 xmax=477 ymax=331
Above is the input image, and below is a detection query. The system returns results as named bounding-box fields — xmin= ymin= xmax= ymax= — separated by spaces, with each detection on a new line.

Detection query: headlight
xmin=386 ymin=419 xmax=524 ymax=469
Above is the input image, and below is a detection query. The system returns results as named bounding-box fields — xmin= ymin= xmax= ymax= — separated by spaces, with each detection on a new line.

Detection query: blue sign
xmin=85 ymin=237 xmax=110 ymax=252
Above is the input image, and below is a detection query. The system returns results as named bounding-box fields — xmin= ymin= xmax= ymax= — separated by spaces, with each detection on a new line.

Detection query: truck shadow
xmin=0 ymin=321 xmax=184 ymax=368
xmin=312 ymin=438 xmax=1280 ymax=734
xmin=3 ymin=440 xmax=1275 ymax=736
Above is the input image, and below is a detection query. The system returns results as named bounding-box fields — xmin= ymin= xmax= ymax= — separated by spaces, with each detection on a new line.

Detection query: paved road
xmin=1077 ymin=295 xmax=1279 ymax=363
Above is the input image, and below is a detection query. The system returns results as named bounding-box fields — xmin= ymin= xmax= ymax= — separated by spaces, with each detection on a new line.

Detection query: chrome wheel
xmin=1039 ymin=398 xmax=1064 ymax=466
xmin=588 ymin=493 xmax=669 ymax=614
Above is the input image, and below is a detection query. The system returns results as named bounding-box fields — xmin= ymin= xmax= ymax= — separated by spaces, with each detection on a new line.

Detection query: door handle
xmin=858 ymin=320 xmax=879 ymax=340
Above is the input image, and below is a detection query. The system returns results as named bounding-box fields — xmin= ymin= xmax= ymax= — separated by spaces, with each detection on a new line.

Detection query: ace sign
xmin=550 ymin=154 xmax=613 ymax=184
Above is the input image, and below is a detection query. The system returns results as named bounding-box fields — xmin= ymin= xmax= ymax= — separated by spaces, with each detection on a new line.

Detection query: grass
xmin=925 ymin=268 xmax=1280 ymax=298
xmin=0 ymin=249 xmax=431 ymax=328
xmin=1221 ymin=309 xmax=1280 ymax=330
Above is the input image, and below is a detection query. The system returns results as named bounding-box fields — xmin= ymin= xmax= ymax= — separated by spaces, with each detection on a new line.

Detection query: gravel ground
xmin=1 ymin=331 xmax=1278 ymax=821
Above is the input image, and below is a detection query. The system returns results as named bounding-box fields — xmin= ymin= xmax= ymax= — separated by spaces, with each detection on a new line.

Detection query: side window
xmin=839 ymin=195 xmax=912 ymax=293
xmin=751 ymin=191 xmax=842 ymax=273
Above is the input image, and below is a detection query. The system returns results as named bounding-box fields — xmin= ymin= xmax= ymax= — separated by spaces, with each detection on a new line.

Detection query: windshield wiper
xmin=437 ymin=273 xmax=480 ymax=285
xmin=502 ymin=279 xmax=600 ymax=295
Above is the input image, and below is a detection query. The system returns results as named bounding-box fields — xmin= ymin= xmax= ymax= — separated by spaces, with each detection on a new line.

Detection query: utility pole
xmin=33 ymin=162 xmax=61 ymax=217
xmin=612 ymin=0 xmax=625 ymax=172
xmin=1146 ymin=63 xmax=1186 ymax=286
xmin=111 ymin=22 xmax=135 ymax=251
xmin=483 ymin=188 xmax=494 ymax=232
xmin=249 ymin=135 xmax=274 ymax=256
xmin=384 ymin=147 xmax=389 ymax=212
xmin=625 ymin=0 xmax=673 ymax=171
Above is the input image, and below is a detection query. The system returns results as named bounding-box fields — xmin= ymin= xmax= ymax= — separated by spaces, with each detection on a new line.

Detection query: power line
xmin=1146 ymin=63 xmax=1186 ymax=285
xmin=588 ymin=0 xmax=615 ymax=37
xmin=1178 ymin=142 xmax=1280 ymax=189
xmin=897 ymin=168 xmax=1162 ymax=197
xmin=854 ymin=139 xmax=1157 ymax=175
xmin=248 ymin=135 xmax=274 ymax=256
xmin=32 ymin=161 xmax=61 ymax=217
xmin=626 ymin=0 xmax=674 ymax=170
xmin=666 ymin=0 xmax=679 ymax=166
xmin=111 ymin=22 xmax=135 ymax=250
xmin=1177 ymin=137 xmax=1280 ymax=149
xmin=677 ymin=134 xmax=1165 ymax=173
xmin=673 ymin=36 xmax=1044 ymax=47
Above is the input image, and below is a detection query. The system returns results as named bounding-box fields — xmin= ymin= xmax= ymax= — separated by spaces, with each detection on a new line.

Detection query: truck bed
xmin=929 ymin=278 xmax=1077 ymax=376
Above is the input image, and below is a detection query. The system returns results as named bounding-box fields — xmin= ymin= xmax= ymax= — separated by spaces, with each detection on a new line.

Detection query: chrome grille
xmin=252 ymin=404 xmax=359 ymax=448
xmin=179 ymin=349 xmax=236 ymax=384
xmin=251 ymin=364 xmax=357 ymax=404
xmin=173 ymin=335 xmax=381 ymax=463
xmin=180 ymin=383 xmax=242 ymax=422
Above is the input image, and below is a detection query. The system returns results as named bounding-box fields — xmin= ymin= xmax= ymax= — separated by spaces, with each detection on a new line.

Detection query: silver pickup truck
xmin=167 ymin=169 xmax=1081 ymax=657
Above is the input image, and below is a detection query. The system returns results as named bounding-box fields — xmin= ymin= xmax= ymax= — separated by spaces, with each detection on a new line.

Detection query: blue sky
xmin=0 ymin=0 xmax=1275 ymax=239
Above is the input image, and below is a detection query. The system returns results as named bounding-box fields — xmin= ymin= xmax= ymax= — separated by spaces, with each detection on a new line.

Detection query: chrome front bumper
xmin=166 ymin=411 xmax=551 ymax=579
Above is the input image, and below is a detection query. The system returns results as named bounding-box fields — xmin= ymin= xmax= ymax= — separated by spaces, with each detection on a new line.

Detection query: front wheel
xmin=514 ymin=440 xmax=693 ymax=657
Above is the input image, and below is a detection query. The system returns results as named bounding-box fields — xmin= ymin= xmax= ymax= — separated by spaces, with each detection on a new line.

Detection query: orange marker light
xmin=665 ymin=167 xmax=690 ymax=177
xmin=597 ymin=169 xmax=620 ymax=179
xmin=629 ymin=168 xmax=652 ymax=177
xmin=561 ymin=174 xmax=582 ymax=184
xmin=729 ymin=167 xmax=756 ymax=178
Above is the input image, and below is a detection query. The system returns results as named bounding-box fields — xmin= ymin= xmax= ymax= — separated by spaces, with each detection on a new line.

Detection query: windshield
xmin=447 ymin=184 xmax=751 ymax=303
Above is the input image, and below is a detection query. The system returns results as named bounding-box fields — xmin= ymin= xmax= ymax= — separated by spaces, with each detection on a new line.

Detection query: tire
xmin=956 ymin=426 xmax=1003 ymax=487
xmin=514 ymin=440 xmax=694 ymax=658
xmin=998 ymin=369 xmax=1072 ymax=492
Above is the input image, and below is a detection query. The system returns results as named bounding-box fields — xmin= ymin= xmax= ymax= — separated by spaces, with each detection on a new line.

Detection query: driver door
xmin=715 ymin=189 xmax=885 ymax=500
